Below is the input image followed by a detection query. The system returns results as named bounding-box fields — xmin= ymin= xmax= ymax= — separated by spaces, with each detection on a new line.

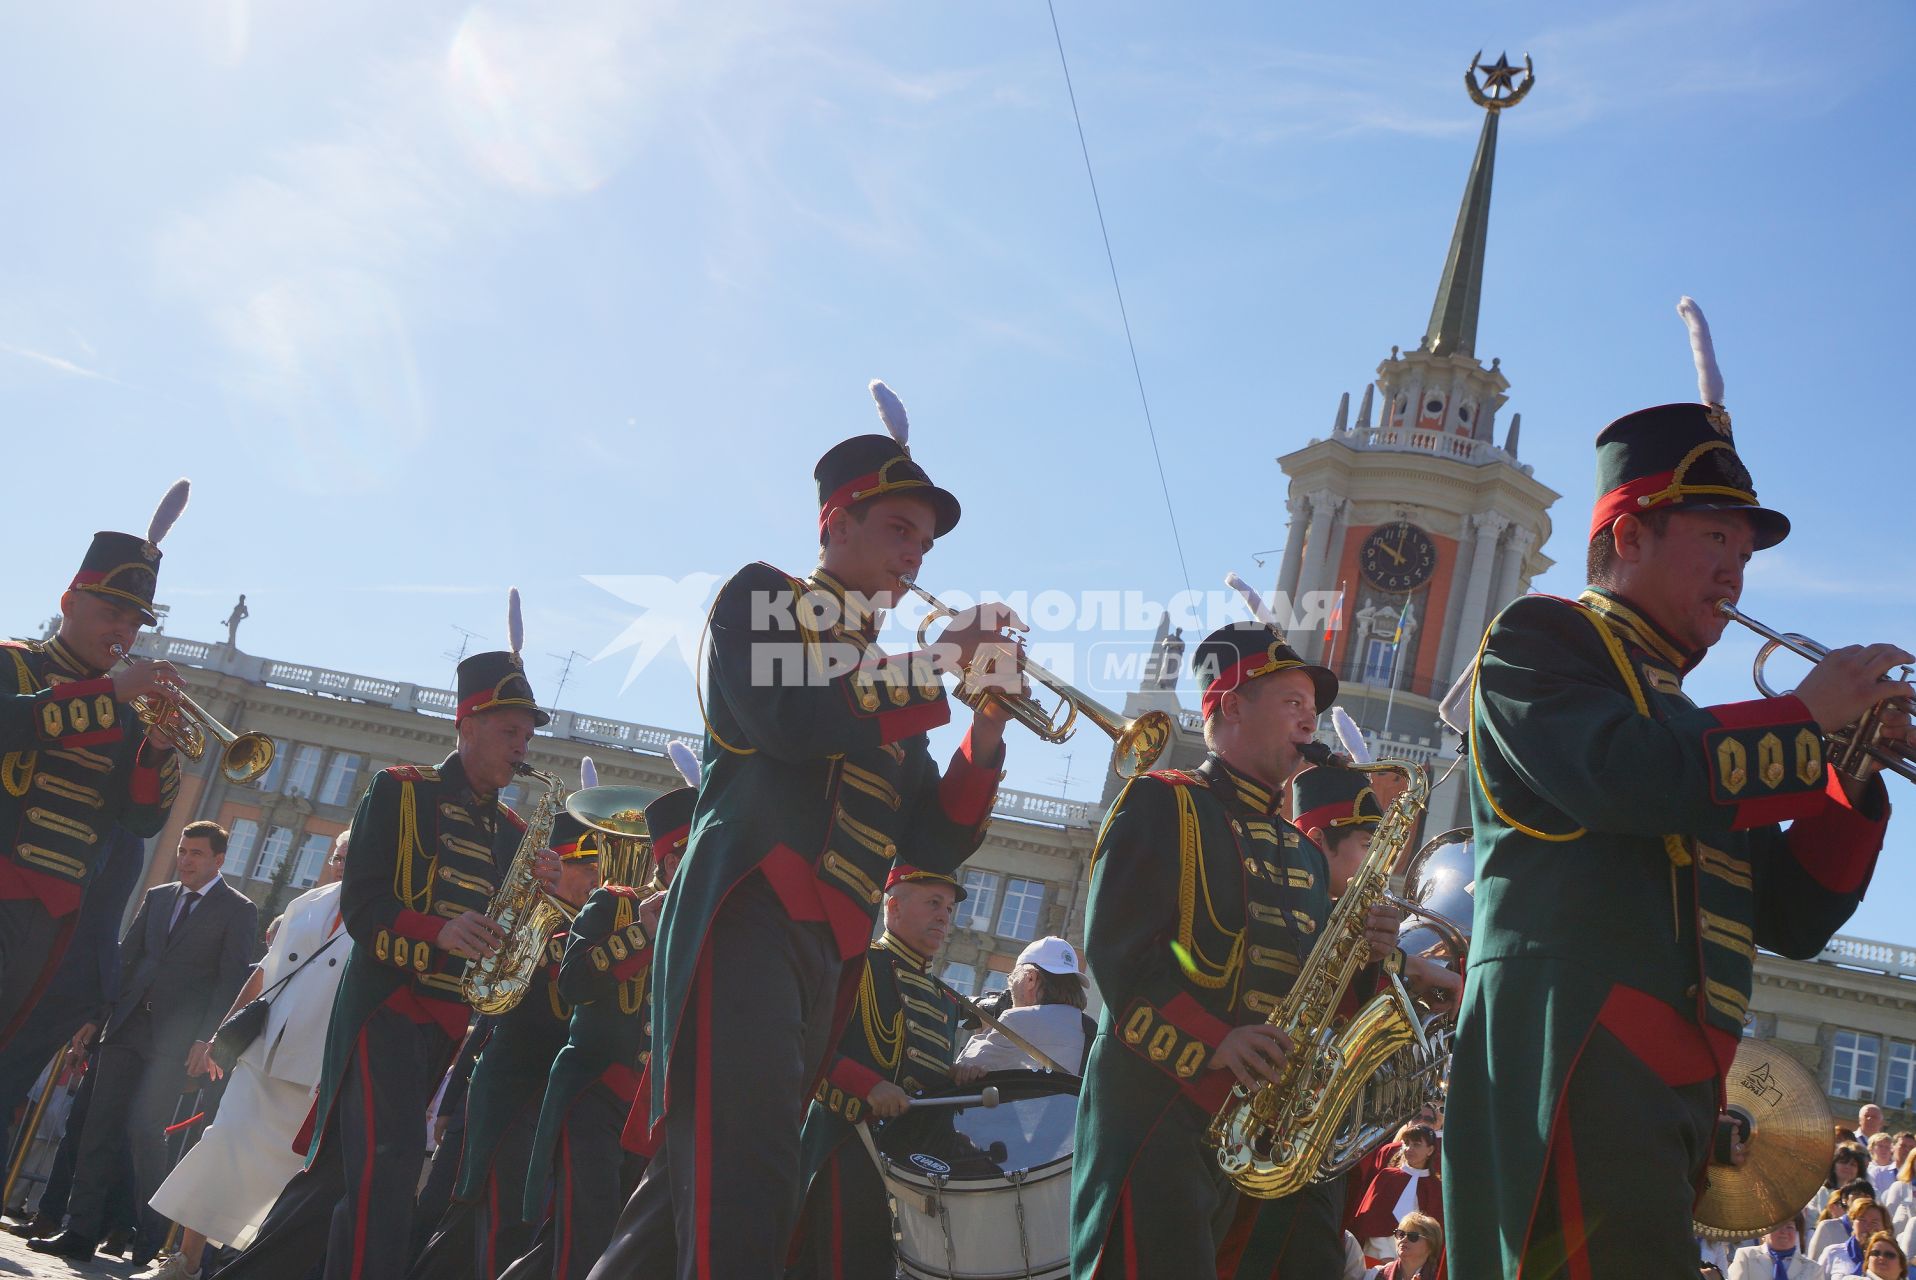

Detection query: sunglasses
xmin=1394 ymin=1230 xmax=1425 ymax=1243
xmin=1870 ymin=1251 xmax=1901 ymax=1260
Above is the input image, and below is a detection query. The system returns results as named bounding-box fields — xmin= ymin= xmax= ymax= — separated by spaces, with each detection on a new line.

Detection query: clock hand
xmin=1381 ymin=541 xmax=1406 ymax=565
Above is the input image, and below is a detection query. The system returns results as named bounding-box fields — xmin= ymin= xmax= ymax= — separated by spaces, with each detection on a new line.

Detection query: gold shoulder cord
xmin=1467 ymin=609 xmax=1585 ymax=843
xmin=1172 ymin=784 xmax=1243 ymax=989
xmin=392 ymin=779 xmax=438 ymax=912
xmin=854 ymin=956 xmax=902 ymax=1072
xmin=1572 ymin=610 xmax=1693 ymax=874
xmin=2 ymin=649 xmax=40 ymax=798
xmin=696 ymin=588 xmax=757 ymax=758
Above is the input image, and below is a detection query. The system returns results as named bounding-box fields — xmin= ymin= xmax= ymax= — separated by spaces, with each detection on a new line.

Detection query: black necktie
xmin=169 ymin=890 xmax=202 ymax=940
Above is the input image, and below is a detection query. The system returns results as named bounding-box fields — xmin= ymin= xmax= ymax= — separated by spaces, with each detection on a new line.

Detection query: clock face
xmin=1359 ymin=521 xmax=1438 ymax=593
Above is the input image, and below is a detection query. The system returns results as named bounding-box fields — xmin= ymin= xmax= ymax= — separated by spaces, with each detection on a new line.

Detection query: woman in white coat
xmin=140 ymin=832 xmax=352 ymax=1280
xmin=1728 ymin=1216 xmax=1822 ymax=1280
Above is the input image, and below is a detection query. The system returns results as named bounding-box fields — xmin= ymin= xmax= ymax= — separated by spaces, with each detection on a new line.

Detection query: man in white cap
xmin=956 ymin=935 xmax=1093 ymax=1074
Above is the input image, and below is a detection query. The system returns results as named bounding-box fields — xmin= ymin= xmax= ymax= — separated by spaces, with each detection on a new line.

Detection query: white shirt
xmin=169 ymin=873 xmax=224 ymax=932
xmin=1870 ymin=1162 xmax=1900 ymax=1195
xmin=956 ymin=1004 xmax=1086 ymax=1074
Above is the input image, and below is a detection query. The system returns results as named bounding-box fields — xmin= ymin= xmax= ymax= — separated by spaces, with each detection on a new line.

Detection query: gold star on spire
xmin=1479 ymin=53 xmax=1521 ymax=95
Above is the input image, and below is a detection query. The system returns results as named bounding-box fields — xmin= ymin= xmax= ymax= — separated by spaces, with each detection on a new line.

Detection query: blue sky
xmin=5 ymin=2 xmax=1913 ymax=936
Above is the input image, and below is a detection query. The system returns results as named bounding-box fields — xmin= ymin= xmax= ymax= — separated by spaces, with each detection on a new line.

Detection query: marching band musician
xmin=1070 ymin=617 xmax=1403 ymax=1279
xmin=1444 ymin=301 xmax=1911 ymax=1276
xmin=501 ymin=749 xmax=696 ymax=1280
xmin=0 ymin=482 xmax=190 ymax=1041
xmin=601 ymin=381 xmax=1014 ymax=1279
xmin=789 ymin=865 xmax=982 ymax=1280
xmin=412 ymin=798 xmax=602 ymax=1280
xmin=222 ymin=591 xmax=562 ymax=1280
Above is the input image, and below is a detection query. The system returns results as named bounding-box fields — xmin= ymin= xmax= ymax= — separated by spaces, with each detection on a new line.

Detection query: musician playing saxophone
xmin=222 ymin=607 xmax=563 ymax=1280
xmin=1070 ymin=621 xmax=1403 ymax=1280
xmin=1445 ymin=309 xmax=1913 ymax=1278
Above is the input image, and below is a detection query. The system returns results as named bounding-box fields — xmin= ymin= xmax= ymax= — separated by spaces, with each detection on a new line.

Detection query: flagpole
xmin=1380 ymin=595 xmax=1413 ymax=738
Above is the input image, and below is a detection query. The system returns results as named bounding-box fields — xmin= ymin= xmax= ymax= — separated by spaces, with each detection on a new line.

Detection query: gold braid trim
xmin=1172 ymin=784 xmax=1243 ymax=988
xmin=393 ymin=780 xmax=437 ymax=912
xmin=854 ymin=956 xmax=903 ymax=1072
xmin=1467 ymin=615 xmax=1585 ymax=843
xmin=1574 ymin=610 xmax=1693 ymax=873
xmin=3 ymin=648 xmax=42 ymax=798
xmin=1633 ymin=441 xmax=1756 ymax=513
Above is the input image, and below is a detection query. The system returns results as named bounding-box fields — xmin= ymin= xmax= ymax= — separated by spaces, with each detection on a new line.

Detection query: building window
xmin=293 ymin=833 xmax=333 ymax=887
xmin=1831 ymin=1029 xmax=1882 ymax=1101
xmin=1886 ymin=1041 xmax=1916 ymax=1111
xmin=226 ymin=819 xmax=260 ymax=877
xmin=1363 ymin=638 xmax=1396 ymax=685
xmin=941 ymin=963 xmax=977 ymax=997
xmin=981 ymin=970 xmax=1011 ymax=996
xmin=282 ymin=744 xmax=323 ymax=799
xmin=317 ymin=752 xmax=364 ymax=807
xmin=253 ymin=749 xmax=288 ymax=794
xmin=253 ymin=826 xmax=295 ymax=880
xmin=957 ymin=870 xmax=1000 ymax=932
xmin=996 ymin=878 xmax=1045 ymax=942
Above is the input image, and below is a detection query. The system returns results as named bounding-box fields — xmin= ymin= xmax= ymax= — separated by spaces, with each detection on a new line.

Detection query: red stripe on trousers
xmin=1120 ymin=1185 xmax=1139 ymax=1280
xmin=485 ymin=1170 xmax=500 ymax=1279
xmin=350 ymin=1034 xmax=376 ymax=1279
xmin=1555 ymin=1121 xmax=1592 ymax=1280
xmin=694 ymin=948 xmax=715 ymax=1278
xmin=557 ymin=1126 xmax=574 ymax=1280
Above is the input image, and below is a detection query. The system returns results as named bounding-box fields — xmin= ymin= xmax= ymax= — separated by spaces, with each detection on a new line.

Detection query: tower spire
xmin=1424 ymin=52 xmax=1533 ymax=360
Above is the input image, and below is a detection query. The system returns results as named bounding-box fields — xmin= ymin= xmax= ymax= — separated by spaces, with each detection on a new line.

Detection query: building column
xmin=1488 ymin=524 xmax=1536 ymax=627
xmin=1275 ymin=491 xmax=1309 ymax=605
xmin=1433 ymin=514 xmax=1478 ymax=684
xmin=1293 ymin=489 xmax=1343 ymax=662
xmin=1447 ymin=511 xmax=1509 ymax=682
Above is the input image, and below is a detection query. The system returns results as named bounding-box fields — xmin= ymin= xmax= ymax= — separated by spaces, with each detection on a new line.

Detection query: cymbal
xmin=1693 ymin=1038 xmax=1833 ymax=1240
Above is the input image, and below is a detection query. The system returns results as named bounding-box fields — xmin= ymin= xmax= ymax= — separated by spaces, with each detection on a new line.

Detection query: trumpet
xmin=903 ymin=581 xmax=1171 ymax=778
xmin=1715 ymin=601 xmax=1916 ymax=784
xmin=110 ymin=645 xmax=277 ymax=785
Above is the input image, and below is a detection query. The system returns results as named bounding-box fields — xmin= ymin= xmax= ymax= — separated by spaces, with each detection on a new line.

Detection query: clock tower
xmin=1270 ymin=53 xmax=1558 ymax=830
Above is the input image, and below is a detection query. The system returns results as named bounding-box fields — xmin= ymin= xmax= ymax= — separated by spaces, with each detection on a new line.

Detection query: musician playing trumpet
xmin=1444 ymin=300 xmax=1914 ymax=1277
xmin=0 ymin=483 xmax=191 ymax=1043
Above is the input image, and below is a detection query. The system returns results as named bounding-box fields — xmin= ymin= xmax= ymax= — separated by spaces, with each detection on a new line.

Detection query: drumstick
xmin=906 ymin=1085 xmax=1000 ymax=1110
xmin=935 ymin=981 xmax=1076 ymax=1076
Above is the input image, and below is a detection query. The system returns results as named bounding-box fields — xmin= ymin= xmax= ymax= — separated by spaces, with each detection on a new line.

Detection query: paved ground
xmin=0 ymin=1225 xmax=150 ymax=1279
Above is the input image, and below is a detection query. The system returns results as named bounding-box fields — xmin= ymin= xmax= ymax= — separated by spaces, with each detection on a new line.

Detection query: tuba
xmin=565 ymin=785 xmax=654 ymax=891
xmin=1207 ymin=753 xmax=1432 ymax=1198
xmin=904 ymin=581 xmax=1171 ymax=777
xmin=110 ymin=644 xmax=277 ymax=784
xmin=1315 ymin=827 xmax=1474 ymax=1177
xmin=461 ymin=763 xmax=577 ymax=1015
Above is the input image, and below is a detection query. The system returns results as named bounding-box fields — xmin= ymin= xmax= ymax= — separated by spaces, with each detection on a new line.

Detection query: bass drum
xmin=868 ymin=1070 xmax=1078 ymax=1280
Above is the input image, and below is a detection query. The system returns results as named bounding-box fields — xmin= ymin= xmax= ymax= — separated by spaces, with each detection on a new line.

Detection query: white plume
xmin=507 ymin=587 xmax=524 ymax=655
xmin=1331 ymin=707 xmax=1372 ymax=765
xmin=667 ymin=739 xmax=702 ymax=788
xmin=1224 ymin=571 xmax=1281 ymax=631
xmin=1438 ymin=666 xmax=1475 ymax=736
xmin=580 ymin=756 xmax=599 ymax=790
xmin=147 ymin=479 xmax=191 ymax=545
xmin=1676 ymin=296 xmax=1725 ymax=407
xmin=869 ymin=380 xmax=909 ymax=448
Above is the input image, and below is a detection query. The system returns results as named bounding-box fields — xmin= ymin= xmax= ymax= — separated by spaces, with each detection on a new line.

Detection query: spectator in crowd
xmin=1862 ymin=1107 xmax=1888 ymax=1143
xmin=1349 ymin=1124 xmax=1443 ymax=1265
xmin=1812 ymin=1180 xmax=1883 ymax=1260
xmin=1698 ymin=1264 xmax=1724 ymax=1280
xmin=1824 ymin=1200 xmax=1895 ymax=1277
xmin=1368 ymin=1212 xmax=1441 ymax=1279
xmin=1872 ymin=1133 xmax=1902 ymax=1195
xmin=1729 ymin=1215 xmax=1819 ymax=1280
xmin=1820 ymin=1146 xmax=1874 ymax=1217
xmin=1882 ymin=1149 xmax=1916 ymax=1229
xmin=953 ymin=935 xmax=1092 ymax=1074
xmin=1897 ymin=1134 xmax=1916 ymax=1172
xmin=1864 ymin=1231 xmax=1910 ymax=1280
xmin=30 ymin=821 xmax=258 ymax=1267
xmin=139 ymin=830 xmax=351 ymax=1280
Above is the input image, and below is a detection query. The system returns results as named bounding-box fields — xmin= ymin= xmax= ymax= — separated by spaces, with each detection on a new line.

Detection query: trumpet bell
xmin=220 ymin=733 xmax=277 ymax=785
xmin=565 ymin=785 xmax=653 ymax=839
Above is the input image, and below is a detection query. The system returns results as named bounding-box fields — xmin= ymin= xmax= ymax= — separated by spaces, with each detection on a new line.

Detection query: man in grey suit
xmin=31 ymin=819 xmax=259 ymax=1265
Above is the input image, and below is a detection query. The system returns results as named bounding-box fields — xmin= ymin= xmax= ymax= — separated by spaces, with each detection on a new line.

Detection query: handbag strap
xmin=253 ymin=925 xmax=344 ymax=1005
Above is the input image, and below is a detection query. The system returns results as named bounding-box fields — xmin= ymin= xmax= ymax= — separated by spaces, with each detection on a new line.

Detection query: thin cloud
xmin=0 ymin=341 xmax=116 ymax=383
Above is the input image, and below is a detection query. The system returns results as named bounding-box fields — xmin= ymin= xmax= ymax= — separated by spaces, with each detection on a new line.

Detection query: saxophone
xmin=1206 ymin=755 xmax=1431 ymax=1199
xmin=461 ymin=763 xmax=577 ymax=1015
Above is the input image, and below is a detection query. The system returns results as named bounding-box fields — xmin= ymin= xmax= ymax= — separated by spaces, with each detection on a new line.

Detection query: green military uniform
xmin=1072 ymin=621 xmax=1340 ymax=1280
xmin=1220 ymin=763 xmax=1392 ymax=1279
xmin=224 ymin=647 xmax=547 ymax=1280
xmin=1444 ymin=398 xmax=1891 ymax=1277
xmin=793 ymin=874 xmax=967 ymax=1280
xmin=0 ymin=521 xmax=184 ymax=1041
xmin=622 ymin=413 xmax=1000 ymax=1279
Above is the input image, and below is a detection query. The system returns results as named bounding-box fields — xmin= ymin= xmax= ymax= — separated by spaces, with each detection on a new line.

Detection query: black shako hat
xmin=70 ymin=479 xmax=191 ymax=626
xmin=815 ymin=381 xmax=960 ymax=539
xmin=1292 ymin=764 xmax=1384 ymax=835
xmin=455 ymin=588 xmax=549 ymax=726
